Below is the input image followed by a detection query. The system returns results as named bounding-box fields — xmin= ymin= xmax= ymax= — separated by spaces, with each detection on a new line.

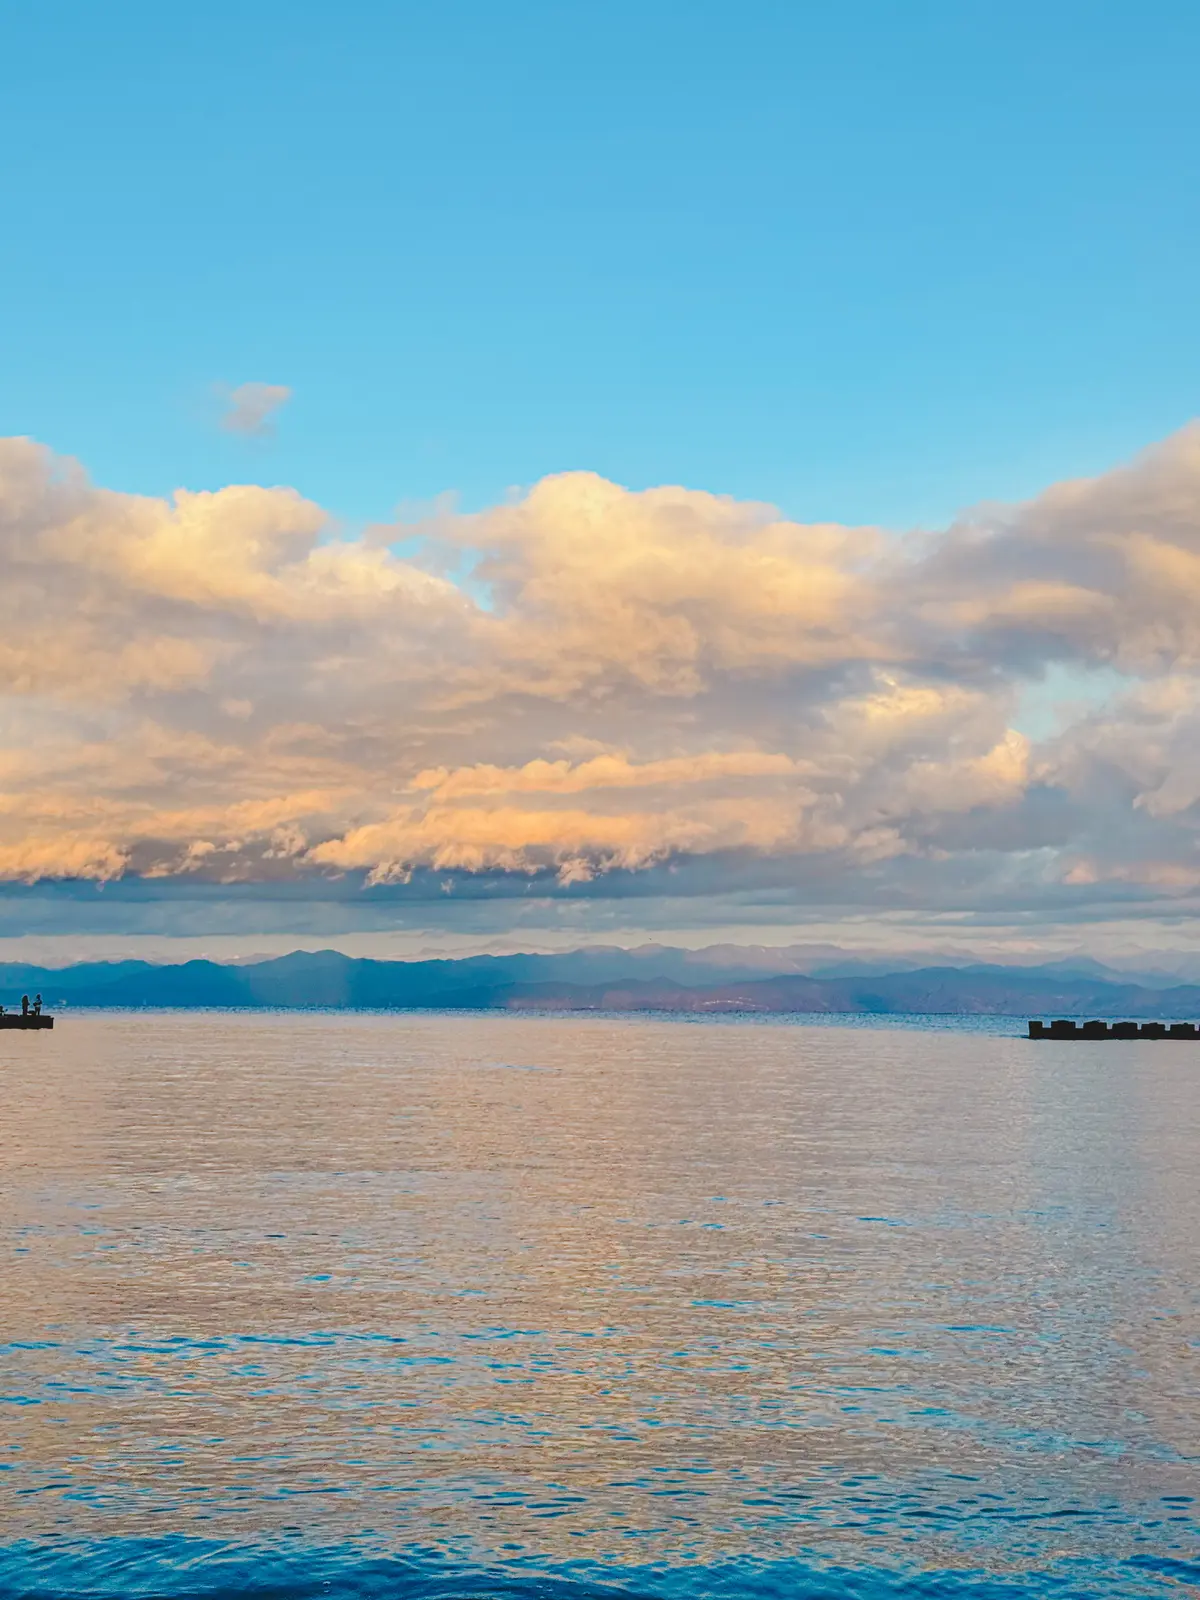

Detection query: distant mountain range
xmin=6 ymin=946 xmax=1200 ymax=1018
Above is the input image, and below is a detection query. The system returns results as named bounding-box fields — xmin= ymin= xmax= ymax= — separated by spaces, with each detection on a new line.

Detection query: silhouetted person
xmin=21 ymin=994 xmax=29 ymax=1016
xmin=32 ymin=994 xmax=41 ymax=1016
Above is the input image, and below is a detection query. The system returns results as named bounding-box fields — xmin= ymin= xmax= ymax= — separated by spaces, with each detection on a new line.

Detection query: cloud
xmin=7 ymin=426 xmax=1200 ymax=945
xmin=220 ymin=382 xmax=292 ymax=437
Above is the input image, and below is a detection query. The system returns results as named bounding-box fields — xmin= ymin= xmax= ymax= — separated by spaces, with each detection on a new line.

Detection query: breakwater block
xmin=0 ymin=1014 xmax=54 ymax=1030
xmin=1028 ymin=1018 xmax=1199 ymax=1040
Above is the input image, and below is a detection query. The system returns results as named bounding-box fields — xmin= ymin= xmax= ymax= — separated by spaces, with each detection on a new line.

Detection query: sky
xmin=3 ymin=0 xmax=1200 ymax=963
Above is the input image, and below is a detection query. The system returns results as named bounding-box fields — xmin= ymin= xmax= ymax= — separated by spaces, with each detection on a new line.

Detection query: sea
xmin=0 ymin=1011 xmax=1195 ymax=1599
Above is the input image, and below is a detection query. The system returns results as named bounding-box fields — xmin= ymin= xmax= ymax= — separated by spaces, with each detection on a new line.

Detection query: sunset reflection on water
xmin=1 ymin=1013 xmax=1196 ymax=1595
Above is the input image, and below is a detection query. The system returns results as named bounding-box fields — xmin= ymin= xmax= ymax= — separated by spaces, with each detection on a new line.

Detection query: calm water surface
xmin=0 ymin=1013 xmax=1196 ymax=1598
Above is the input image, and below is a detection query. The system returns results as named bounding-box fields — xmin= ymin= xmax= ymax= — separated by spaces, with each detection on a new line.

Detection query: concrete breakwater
xmin=1028 ymin=1018 xmax=1200 ymax=1039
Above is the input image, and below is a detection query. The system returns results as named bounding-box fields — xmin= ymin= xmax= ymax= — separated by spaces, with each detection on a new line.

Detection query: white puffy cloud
xmin=6 ymin=427 xmax=1200 ymax=935
xmin=911 ymin=424 xmax=1200 ymax=672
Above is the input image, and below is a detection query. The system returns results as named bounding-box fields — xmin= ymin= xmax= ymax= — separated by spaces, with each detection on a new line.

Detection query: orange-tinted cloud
xmin=4 ymin=428 xmax=1200 ymax=909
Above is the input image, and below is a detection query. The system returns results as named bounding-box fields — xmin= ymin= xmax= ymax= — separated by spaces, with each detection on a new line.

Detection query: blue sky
xmin=6 ymin=0 xmax=1200 ymax=962
xmin=3 ymin=0 xmax=1199 ymax=530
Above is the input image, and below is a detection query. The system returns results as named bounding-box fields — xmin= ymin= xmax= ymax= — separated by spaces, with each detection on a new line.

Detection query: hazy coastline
xmin=11 ymin=945 xmax=1200 ymax=1018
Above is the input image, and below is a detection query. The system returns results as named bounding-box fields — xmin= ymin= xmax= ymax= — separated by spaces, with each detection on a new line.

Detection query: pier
xmin=1028 ymin=1019 xmax=1199 ymax=1040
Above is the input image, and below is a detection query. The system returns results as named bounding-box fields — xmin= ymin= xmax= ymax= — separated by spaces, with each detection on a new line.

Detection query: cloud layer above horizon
xmin=6 ymin=427 xmax=1200 ymax=932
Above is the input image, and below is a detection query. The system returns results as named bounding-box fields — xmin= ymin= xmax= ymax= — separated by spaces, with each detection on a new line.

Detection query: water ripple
xmin=1 ymin=1013 xmax=1197 ymax=1596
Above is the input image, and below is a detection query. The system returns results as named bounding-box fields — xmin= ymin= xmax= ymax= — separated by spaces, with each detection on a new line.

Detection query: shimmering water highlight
xmin=0 ymin=1012 xmax=1195 ymax=1596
